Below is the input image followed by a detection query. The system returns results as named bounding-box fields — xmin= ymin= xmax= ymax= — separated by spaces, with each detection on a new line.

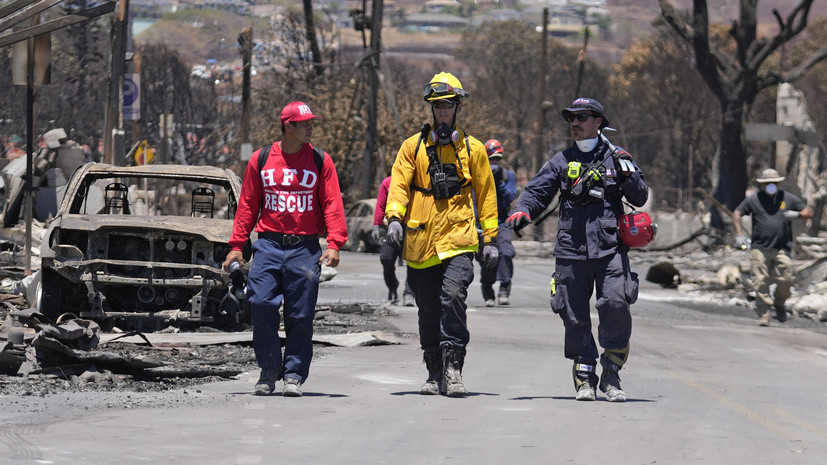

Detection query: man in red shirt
xmin=224 ymin=101 xmax=347 ymax=397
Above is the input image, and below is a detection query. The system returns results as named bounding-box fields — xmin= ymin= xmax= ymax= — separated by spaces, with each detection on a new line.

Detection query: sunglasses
xmin=431 ymin=100 xmax=456 ymax=109
xmin=564 ymin=113 xmax=594 ymax=123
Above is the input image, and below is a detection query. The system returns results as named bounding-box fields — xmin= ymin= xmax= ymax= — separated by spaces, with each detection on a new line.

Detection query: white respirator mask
xmin=576 ymin=137 xmax=599 ymax=152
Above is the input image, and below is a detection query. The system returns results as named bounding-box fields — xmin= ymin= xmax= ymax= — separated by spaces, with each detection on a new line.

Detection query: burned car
xmin=36 ymin=163 xmax=248 ymax=329
xmin=342 ymin=198 xmax=380 ymax=253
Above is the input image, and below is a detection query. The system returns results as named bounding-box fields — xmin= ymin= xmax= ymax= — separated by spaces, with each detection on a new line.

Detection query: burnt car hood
xmin=50 ymin=214 xmax=232 ymax=242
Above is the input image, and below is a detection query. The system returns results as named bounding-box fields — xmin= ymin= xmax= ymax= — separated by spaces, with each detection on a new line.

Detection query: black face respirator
xmin=432 ymin=123 xmax=459 ymax=145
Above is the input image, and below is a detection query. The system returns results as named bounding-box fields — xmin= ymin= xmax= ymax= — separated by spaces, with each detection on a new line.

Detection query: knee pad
xmin=601 ymin=344 xmax=630 ymax=369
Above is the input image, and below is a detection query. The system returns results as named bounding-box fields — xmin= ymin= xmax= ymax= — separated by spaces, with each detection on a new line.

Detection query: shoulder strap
xmin=257 ymin=145 xmax=270 ymax=172
xmin=459 ymin=135 xmax=471 ymax=187
xmin=313 ymin=146 xmax=325 ymax=175
xmin=413 ymin=123 xmax=430 ymax=162
xmin=258 ymin=144 xmax=324 ymax=179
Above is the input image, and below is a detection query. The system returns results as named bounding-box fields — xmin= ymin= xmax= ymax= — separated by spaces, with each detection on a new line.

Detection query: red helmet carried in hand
xmin=618 ymin=211 xmax=657 ymax=248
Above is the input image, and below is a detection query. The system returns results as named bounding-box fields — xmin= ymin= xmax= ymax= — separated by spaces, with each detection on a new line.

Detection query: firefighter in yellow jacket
xmin=386 ymin=72 xmax=499 ymax=397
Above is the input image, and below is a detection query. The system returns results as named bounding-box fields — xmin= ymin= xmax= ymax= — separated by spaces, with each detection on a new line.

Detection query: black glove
xmin=505 ymin=211 xmax=531 ymax=230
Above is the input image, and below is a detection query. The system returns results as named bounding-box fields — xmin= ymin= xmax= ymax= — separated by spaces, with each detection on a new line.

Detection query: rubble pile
xmin=0 ymin=307 xmax=257 ymax=395
xmin=635 ymin=243 xmax=827 ymax=322
xmin=0 ymin=274 xmax=404 ymax=396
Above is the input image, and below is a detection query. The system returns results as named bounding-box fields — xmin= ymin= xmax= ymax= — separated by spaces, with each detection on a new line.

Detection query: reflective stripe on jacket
xmin=386 ymin=130 xmax=498 ymax=268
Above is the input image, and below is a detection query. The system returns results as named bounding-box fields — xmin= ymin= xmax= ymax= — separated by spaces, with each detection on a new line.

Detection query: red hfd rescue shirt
xmin=229 ymin=142 xmax=348 ymax=250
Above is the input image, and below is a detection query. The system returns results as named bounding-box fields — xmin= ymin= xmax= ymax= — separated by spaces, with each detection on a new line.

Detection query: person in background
xmin=478 ymin=139 xmax=517 ymax=306
xmin=224 ymin=101 xmax=347 ymax=397
xmin=506 ymin=97 xmax=648 ymax=403
xmin=372 ymin=175 xmax=414 ymax=305
xmin=733 ymin=168 xmax=812 ymax=326
xmin=385 ymin=72 xmax=499 ymax=397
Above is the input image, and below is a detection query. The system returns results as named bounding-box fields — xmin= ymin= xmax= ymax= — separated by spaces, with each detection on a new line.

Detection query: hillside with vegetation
xmin=135 ymin=9 xmax=268 ymax=66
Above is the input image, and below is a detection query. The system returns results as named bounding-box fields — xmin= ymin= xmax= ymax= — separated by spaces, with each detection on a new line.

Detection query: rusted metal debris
xmin=0 ymin=309 xmax=245 ymax=379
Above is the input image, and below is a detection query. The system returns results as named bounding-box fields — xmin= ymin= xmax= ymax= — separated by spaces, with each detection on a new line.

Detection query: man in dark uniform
xmin=505 ymin=98 xmax=648 ymax=402
xmin=480 ymin=139 xmax=517 ymax=306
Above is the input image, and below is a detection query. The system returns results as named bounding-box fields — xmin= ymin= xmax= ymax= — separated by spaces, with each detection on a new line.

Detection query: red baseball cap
xmin=280 ymin=101 xmax=323 ymax=125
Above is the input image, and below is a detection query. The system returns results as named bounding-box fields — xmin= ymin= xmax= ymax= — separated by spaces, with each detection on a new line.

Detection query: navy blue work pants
xmin=551 ymin=252 xmax=636 ymax=371
xmin=408 ymin=253 xmax=474 ymax=350
xmin=247 ymin=236 xmax=321 ymax=382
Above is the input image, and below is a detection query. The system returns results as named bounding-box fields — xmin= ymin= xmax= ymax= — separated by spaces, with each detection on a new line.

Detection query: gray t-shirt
xmin=735 ymin=190 xmax=806 ymax=250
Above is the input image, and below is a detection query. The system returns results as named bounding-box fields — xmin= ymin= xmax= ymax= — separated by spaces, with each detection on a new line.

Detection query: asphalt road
xmin=2 ymin=251 xmax=827 ymax=465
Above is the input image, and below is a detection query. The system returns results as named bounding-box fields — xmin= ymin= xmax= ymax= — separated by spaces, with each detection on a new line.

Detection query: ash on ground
xmin=0 ymin=285 xmax=407 ymax=397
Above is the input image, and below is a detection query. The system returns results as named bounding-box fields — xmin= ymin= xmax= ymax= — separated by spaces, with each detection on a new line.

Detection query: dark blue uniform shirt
xmin=512 ymin=140 xmax=648 ymax=260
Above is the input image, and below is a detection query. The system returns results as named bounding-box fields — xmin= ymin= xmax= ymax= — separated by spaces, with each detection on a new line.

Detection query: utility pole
xmin=533 ymin=8 xmax=549 ymax=242
xmin=574 ymin=27 xmax=590 ymax=97
xmin=104 ymin=0 xmax=129 ymax=165
xmin=362 ymin=0 xmax=383 ymax=199
xmin=238 ymin=26 xmax=253 ymax=168
xmin=24 ymin=36 xmax=35 ymax=275
xmin=131 ymin=48 xmax=142 ymax=142
xmin=239 ymin=27 xmax=252 ymax=149
xmin=535 ymin=8 xmax=548 ymax=176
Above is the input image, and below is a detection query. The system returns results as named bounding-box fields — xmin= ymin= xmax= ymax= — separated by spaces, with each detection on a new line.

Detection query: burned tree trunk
xmin=658 ymin=0 xmax=827 ymax=229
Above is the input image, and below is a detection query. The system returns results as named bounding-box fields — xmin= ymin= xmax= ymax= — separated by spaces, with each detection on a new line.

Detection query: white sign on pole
xmin=123 ymin=74 xmax=140 ymax=120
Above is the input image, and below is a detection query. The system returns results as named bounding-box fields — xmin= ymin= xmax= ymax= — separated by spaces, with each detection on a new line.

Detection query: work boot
xmin=443 ymin=347 xmax=468 ymax=397
xmin=282 ymin=377 xmax=303 ymax=397
xmin=774 ymin=306 xmax=788 ymax=323
xmin=254 ymin=367 xmax=281 ymax=396
xmin=573 ymin=362 xmax=597 ymax=401
xmin=576 ymin=383 xmax=596 ymax=401
xmin=758 ymin=311 xmax=770 ymax=326
xmin=498 ymin=294 xmax=509 ymax=305
xmin=599 ymin=369 xmax=626 ymax=402
xmin=419 ymin=349 xmax=443 ymax=395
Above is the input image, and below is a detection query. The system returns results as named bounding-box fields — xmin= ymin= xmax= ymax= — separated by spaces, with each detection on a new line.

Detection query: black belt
xmin=259 ymin=232 xmax=319 ymax=246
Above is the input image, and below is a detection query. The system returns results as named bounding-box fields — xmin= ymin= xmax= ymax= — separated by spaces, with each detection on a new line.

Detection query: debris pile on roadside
xmin=0 ymin=306 xmax=255 ymax=394
xmin=0 ymin=264 xmax=406 ymax=396
xmin=636 ymin=239 xmax=827 ymax=323
xmin=515 ymin=226 xmax=827 ymax=323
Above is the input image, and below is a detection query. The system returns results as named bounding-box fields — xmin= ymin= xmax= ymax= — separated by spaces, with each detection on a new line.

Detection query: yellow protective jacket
xmin=385 ymin=129 xmax=499 ymax=269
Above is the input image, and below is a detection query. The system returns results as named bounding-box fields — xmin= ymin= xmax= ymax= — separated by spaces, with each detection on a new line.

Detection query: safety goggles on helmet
xmin=424 ymin=81 xmax=468 ymax=101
